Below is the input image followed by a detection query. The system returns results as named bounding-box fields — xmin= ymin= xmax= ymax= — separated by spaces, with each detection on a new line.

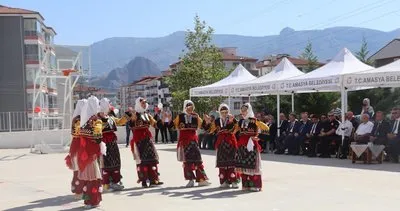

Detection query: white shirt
xmin=392 ymin=118 xmax=400 ymax=134
xmin=355 ymin=121 xmax=374 ymax=136
xmin=336 ymin=120 xmax=353 ymax=137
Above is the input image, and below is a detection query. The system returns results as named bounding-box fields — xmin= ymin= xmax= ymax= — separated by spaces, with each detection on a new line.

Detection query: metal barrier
xmin=0 ymin=112 xmax=71 ymax=132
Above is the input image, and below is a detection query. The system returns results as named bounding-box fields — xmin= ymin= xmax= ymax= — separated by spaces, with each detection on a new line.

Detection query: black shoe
xmin=125 ymin=144 xmax=129 ymax=148
xmin=319 ymin=154 xmax=330 ymax=158
xmin=142 ymin=181 xmax=148 ymax=188
xmin=308 ymin=154 xmax=316 ymax=157
xmin=150 ymin=181 xmax=164 ymax=187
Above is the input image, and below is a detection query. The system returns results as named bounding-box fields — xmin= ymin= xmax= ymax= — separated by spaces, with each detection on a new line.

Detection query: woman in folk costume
xmin=174 ymin=100 xmax=211 ymax=187
xmin=98 ymin=98 xmax=127 ymax=191
xmin=128 ymin=97 xmax=163 ymax=188
xmin=235 ymin=103 xmax=269 ymax=192
xmin=212 ymin=103 xmax=240 ymax=188
xmin=65 ymin=99 xmax=87 ymax=199
xmin=77 ymin=96 xmax=107 ymax=208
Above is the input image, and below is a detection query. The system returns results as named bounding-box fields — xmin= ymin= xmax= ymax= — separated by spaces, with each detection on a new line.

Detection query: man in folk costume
xmin=211 ymin=103 xmax=240 ymax=188
xmin=127 ymin=97 xmax=163 ymax=188
xmin=235 ymin=103 xmax=269 ymax=192
xmin=98 ymin=98 xmax=127 ymax=191
xmin=174 ymin=100 xmax=211 ymax=187
xmin=65 ymin=99 xmax=87 ymax=199
xmin=77 ymin=96 xmax=106 ymax=208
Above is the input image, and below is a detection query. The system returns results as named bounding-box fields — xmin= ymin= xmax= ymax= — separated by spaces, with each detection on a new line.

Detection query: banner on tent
xmin=345 ymin=73 xmax=400 ymax=87
xmin=232 ymin=82 xmax=280 ymax=95
xmin=190 ymin=87 xmax=228 ymax=96
xmin=283 ymin=76 xmax=340 ymax=90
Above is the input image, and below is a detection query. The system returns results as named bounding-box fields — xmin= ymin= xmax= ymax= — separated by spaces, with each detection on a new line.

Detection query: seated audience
xmin=387 ymin=107 xmax=400 ymax=163
xmin=369 ymin=111 xmax=390 ymax=146
xmin=354 ymin=114 xmax=374 ymax=144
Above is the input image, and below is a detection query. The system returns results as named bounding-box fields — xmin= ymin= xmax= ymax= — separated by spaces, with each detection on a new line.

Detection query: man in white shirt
xmin=387 ymin=107 xmax=400 ymax=163
xmin=354 ymin=114 xmax=374 ymax=144
xmin=336 ymin=112 xmax=354 ymax=158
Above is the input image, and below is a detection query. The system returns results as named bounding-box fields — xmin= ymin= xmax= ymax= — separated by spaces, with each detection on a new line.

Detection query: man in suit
xmin=274 ymin=113 xmax=289 ymax=154
xmin=292 ymin=112 xmax=312 ymax=155
xmin=307 ymin=114 xmax=322 ymax=157
xmin=267 ymin=114 xmax=278 ymax=151
xmin=387 ymin=107 xmax=400 ymax=163
xmin=370 ymin=111 xmax=391 ymax=146
xmin=284 ymin=113 xmax=301 ymax=155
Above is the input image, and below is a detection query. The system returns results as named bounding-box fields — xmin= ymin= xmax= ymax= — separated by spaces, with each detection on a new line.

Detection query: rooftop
xmin=0 ymin=5 xmax=44 ymax=20
xmin=256 ymin=56 xmax=324 ymax=68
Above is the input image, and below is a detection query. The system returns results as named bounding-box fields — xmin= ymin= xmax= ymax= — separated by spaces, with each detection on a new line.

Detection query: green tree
xmin=355 ymin=37 xmax=373 ymax=65
xmin=300 ymin=41 xmax=318 ymax=73
xmin=166 ymin=15 xmax=228 ymax=114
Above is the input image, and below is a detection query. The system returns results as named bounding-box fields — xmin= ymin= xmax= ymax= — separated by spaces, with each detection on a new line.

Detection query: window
xmin=233 ymin=62 xmax=239 ymax=67
xmin=24 ymin=45 xmax=39 ymax=61
xmin=24 ymin=19 xmax=40 ymax=36
xmin=234 ymin=102 xmax=241 ymax=110
xmin=245 ymin=63 xmax=251 ymax=70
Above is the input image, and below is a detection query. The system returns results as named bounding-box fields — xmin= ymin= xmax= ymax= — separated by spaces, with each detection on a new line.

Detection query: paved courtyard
xmin=1 ymin=144 xmax=399 ymax=211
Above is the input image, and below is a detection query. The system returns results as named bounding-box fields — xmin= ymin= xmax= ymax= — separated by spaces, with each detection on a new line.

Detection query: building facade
xmin=0 ymin=5 xmax=57 ymax=116
xmin=369 ymin=39 xmax=400 ymax=67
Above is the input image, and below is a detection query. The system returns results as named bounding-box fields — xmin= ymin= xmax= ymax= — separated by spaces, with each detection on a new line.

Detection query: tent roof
xmin=280 ymin=48 xmax=374 ymax=91
xmin=292 ymin=48 xmax=373 ymax=79
xmin=201 ymin=64 xmax=256 ymax=88
xmin=247 ymin=57 xmax=304 ymax=83
xmin=190 ymin=64 xmax=256 ymax=96
xmin=229 ymin=57 xmax=305 ymax=95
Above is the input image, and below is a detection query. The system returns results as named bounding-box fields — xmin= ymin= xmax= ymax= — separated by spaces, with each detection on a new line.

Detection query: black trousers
xmin=320 ymin=135 xmax=339 ymax=156
xmin=387 ymin=138 xmax=400 ymax=162
xmin=284 ymin=134 xmax=296 ymax=154
xmin=338 ymin=136 xmax=350 ymax=158
xmin=125 ymin=124 xmax=131 ymax=146
xmin=308 ymin=135 xmax=319 ymax=156
xmin=161 ymin=122 xmax=173 ymax=143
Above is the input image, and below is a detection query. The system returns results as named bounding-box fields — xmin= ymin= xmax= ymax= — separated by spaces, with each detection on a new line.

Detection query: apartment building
xmin=256 ymin=54 xmax=324 ymax=75
xmin=0 ymin=5 xmax=57 ymax=115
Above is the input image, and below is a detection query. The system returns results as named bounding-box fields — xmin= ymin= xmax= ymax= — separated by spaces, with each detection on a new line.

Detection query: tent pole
xmin=248 ymin=94 xmax=251 ymax=103
xmin=339 ymin=78 xmax=345 ymax=158
xmin=291 ymin=93 xmax=294 ymax=112
xmin=228 ymin=95 xmax=231 ymax=109
xmin=277 ymin=94 xmax=280 ymax=137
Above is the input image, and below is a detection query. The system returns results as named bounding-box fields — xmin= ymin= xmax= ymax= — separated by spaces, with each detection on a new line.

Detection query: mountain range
xmin=91 ymin=56 xmax=161 ymax=90
xmin=64 ymin=26 xmax=400 ymax=89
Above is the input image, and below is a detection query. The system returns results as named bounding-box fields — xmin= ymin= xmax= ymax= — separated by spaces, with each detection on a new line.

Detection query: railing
xmin=0 ymin=111 xmax=70 ymax=133
xmin=24 ymin=30 xmax=44 ymax=38
xmin=25 ymin=54 xmax=39 ymax=61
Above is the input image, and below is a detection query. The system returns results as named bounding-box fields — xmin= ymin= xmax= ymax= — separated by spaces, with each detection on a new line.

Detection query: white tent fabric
xmin=280 ymin=48 xmax=374 ymax=92
xmin=190 ymin=64 xmax=257 ymax=97
xmin=231 ymin=57 xmax=305 ymax=95
xmin=344 ymin=59 xmax=400 ymax=88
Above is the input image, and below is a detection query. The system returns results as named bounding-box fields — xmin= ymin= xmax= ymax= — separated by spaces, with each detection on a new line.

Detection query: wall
xmin=0 ymin=16 xmax=27 ymax=113
xmin=0 ymin=126 xmax=149 ymax=149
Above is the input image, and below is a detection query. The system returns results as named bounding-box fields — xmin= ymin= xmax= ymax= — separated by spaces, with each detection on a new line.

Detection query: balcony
xmin=25 ymin=54 xmax=39 ymax=64
xmin=24 ymin=30 xmax=44 ymax=40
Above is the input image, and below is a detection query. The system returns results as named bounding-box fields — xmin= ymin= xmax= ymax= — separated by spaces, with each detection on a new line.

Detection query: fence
xmin=0 ymin=112 xmax=71 ymax=133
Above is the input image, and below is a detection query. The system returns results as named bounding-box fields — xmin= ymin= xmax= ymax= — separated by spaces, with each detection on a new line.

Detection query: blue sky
xmin=3 ymin=0 xmax=400 ymax=45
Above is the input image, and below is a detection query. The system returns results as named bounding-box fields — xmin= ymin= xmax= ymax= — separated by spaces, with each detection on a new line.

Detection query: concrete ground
xmin=1 ymin=144 xmax=399 ymax=211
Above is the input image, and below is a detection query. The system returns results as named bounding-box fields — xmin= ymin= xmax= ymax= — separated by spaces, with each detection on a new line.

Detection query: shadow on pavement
xmin=158 ymin=147 xmax=400 ymax=173
xmin=121 ymin=185 xmax=250 ymax=200
xmin=4 ymin=195 xmax=80 ymax=211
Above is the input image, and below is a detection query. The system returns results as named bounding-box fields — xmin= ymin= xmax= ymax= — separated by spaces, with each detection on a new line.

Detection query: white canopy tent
xmin=228 ymin=57 xmax=305 ymax=136
xmin=189 ymin=64 xmax=257 ymax=107
xmin=344 ymin=59 xmax=400 ymax=89
xmin=190 ymin=64 xmax=257 ymax=97
xmin=231 ymin=57 xmax=305 ymax=96
xmin=273 ymin=48 xmax=374 ymax=144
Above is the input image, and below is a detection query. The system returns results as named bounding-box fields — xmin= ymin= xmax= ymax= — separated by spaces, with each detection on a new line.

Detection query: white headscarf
xmin=73 ymin=99 xmax=87 ymax=118
xmin=218 ymin=103 xmax=230 ymax=115
xmin=135 ymin=97 xmax=148 ymax=114
xmin=80 ymin=96 xmax=100 ymax=127
xmin=99 ymin=98 xmax=110 ymax=113
xmin=183 ymin=100 xmax=194 ymax=114
xmin=241 ymin=103 xmax=255 ymax=119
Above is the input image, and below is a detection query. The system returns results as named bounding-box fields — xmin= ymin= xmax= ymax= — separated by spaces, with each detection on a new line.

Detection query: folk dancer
xmin=174 ymin=100 xmax=211 ymax=187
xmin=128 ymin=97 xmax=163 ymax=188
xmin=98 ymin=98 xmax=127 ymax=191
xmin=77 ymin=96 xmax=106 ymax=208
xmin=235 ymin=103 xmax=269 ymax=192
xmin=211 ymin=104 xmax=240 ymax=188
xmin=65 ymin=99 xmax=87 ymax=199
